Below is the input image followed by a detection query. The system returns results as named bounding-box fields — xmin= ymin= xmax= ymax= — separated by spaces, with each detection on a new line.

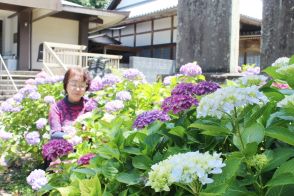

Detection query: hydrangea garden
xmin=0 ymin=55 xmax=294 ymax=195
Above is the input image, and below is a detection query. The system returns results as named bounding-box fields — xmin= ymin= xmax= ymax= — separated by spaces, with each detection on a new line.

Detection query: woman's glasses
xmin=68 ymin=80 xmax=87 ymax=90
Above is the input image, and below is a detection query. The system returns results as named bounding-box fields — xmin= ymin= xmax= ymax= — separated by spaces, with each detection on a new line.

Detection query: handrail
xmin=42 ymin=41 xmax=122 ymax=76
xmin=0 ymin=54 xmax=18 ymax=92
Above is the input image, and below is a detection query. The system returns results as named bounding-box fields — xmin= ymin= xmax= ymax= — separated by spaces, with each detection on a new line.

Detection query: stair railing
xmin=0 ymin=54 xmax=18 ymax=92
xmin=42 ymin=42 xmax=122 ymax=76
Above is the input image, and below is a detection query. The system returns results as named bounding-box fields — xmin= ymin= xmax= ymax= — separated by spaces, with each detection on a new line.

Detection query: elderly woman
xmin=49 ymin=67 xmax=94 ymax=139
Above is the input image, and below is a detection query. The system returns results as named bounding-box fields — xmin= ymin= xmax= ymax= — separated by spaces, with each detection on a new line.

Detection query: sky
xmin=240 ymin=0 xmax=262 ymax=19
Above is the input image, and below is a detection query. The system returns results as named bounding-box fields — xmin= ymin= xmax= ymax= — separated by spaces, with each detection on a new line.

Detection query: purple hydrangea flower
xmin=123 ymin=68 xmax=145 ymax=81
xmin=36 ymin=118 xmax=47 ymax=129
xmin=161 ymin=95 xmax=198 ymax=114
xmin=85 ymin=99 xmax=98 ymax=112
xmin=89 ymin=76 xmax=103 ymax=91
xmin=25 ymin=131 xmax=40 ymax=145
xmin=116 ymin=91 xmax=132 ymax=101
xmin=0 ymin=129 xmax=13 ymax=140
xmin=105 ymin=100 xmax=124 ymax=113
xmin=25 ymin=78 xmax=36 ymax=85
xmin=180 ymin=62 xmax=202 ymax=76
xmin=19 ymin=85 xmax=37 ymax=95
xmin=42 ymin=139 xmax=73 ymax=161
xmin=13 ymin=93 xmax=24 ymax=103
xmin=36 ymin=71 xmax=50 ymax=79
xmin=77 ymin=153 xmax=96 ymax=165
xmin=242 ymin=67 xmax=260 ymax=76
xmin=44 ymin=96 xmax=55 ymax=104
xmin=102 ymin=74 xmax=121 ymax=88
xmin=133 ymin=110 xmax=170 ymax=129
xmin=171 ymin=83 xmax=198 ymax=96
xmin=26 ymin=169 xmax=48 ymax=190
xmin=28 ymin=92 xmax=41 ymax=100
xmin=194 ymin=81 xmax=220 ymax=95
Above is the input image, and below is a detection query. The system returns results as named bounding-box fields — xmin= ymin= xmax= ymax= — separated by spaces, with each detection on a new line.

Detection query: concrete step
xmin=0 ymin=94 xmax=14 ymax=101
xmin=1 ymin=74 xmax=36 ymax=79
xmin=0 ymin=84 xmax=25 ymax=90
xmin=0 ymin=79 xmax=28 ymax=84
xmin=0 ymin=89 xmax=17 ymax=95
xmin=0 ymin=70 xmax=40 ymax=75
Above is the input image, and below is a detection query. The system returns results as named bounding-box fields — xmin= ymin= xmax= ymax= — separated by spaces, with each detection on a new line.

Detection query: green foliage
xmin=67 ymin=0 xmax=109 ymax=8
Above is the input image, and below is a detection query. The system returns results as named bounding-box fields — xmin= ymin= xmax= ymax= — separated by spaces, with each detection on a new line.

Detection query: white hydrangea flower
xmin=271 ymin=57 xmax=289 ymax=67
xmin=197 ymin=86 xmax=269 ymax=119
xmin=146 ymin=151 xmax=225 ymax=192
xmin=26 ymin=169 xmax=48 ymax=190
xmin=277 ymin=94 xmax=294 ymax=108
xmin=234 ymin=75 xmax=268 ymax=87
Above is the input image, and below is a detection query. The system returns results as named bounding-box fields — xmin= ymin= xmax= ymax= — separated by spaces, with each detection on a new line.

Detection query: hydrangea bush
xmin=0 ymin=55 xmax=294 ymax=195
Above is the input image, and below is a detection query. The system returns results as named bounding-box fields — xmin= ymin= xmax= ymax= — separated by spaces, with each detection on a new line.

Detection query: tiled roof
xmin=117 ymin=0 xmax=177 ymax=18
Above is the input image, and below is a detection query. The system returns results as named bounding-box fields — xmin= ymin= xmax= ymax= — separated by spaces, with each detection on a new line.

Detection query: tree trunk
xmin=261 ymin=0 xmax=294 ymax=68
xmin=176 ymin=0 xmax=240 ymax=73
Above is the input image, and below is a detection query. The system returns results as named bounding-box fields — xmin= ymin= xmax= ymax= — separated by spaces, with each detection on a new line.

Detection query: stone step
xmin=0 ymin=84 xmax=25 ymax=90
xmin=0 ymin=89 xmax=17 ymax=95
xmin=0 ymin=70 xmax=40 ymax=75
xmin=0 ymin=79 xmax=28 ymax=84
xmin=1 ymin=74 xmax=36 ymax=78
xmin=0 ymin=94 xmax=14 ymax=101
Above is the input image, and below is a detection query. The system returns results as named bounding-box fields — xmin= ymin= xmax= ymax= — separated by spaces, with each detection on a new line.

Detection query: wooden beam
xmin=32 ymin=9 xmax=59 ymax=22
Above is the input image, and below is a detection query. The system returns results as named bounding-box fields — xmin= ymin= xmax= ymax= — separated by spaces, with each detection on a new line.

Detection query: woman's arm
xmin=48 ymin=104 xmax=62 ymax=136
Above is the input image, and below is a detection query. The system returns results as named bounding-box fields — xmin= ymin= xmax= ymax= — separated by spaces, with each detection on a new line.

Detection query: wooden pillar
xmin=79 ymin=15 xmax=89 ymax=51
xmin=261 ymin=0 xmax=294 ymax=69
xmin=176 ymin=0 xmax=240 ymax=73
xmin=18 ymin=9 xmax=32 ymax=70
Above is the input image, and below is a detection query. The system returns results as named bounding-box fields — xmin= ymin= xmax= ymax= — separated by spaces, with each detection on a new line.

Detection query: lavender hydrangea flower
xmin=123 ymin=68 xmax=145 ymax=81
xmin=0 ymin=129 xmax=13 ymax=140
xmin=89 ymin=76 xmax=103 ymax=91
xmin=28 ymin=92 xmax=41 ymax=100
xmin=36 ymin=71 xmax=50 ymax=79
xmin=77 ymin=153 xmax=96 ymax=165
xmin=42 ymin=139 xmax=73 ymax=161
xmin=193 ymin=81 xmax=220 ymax=95
xmin=105 ymin=100 xmax=124 ymax=113
xmin=242 ymin=67 xmax=260 ymax=75
xmin=26 ymin=169 xmax=48 ymax=190
xmin=25 ymin=78 xmax=36 ymax=85
xmin=35 ymin=78 xmax=46 ymax=85
xmin=102 ymin=74 xmax=121 ymax=88
xmin=25 ymin=131 xmax=40 ymax=145
xmin=133 ymin=110 xmax=170 ymax=129
xmin=36 ymin=118 xmax=47 ymax=129
xmin=171 ymin=83 xmax=197 ymax=96
xmin=19 ymin=85 xmax=37 ymax=95
xmin=116 ymin=91 xmax=132 ymax=101
xmin=85 ymin=99 xmax=98 ymax=112
xmin=179 ymin=62 xmax=202 ymax=77
xmin=161 ymin=95 xmax=198 ymax=114
xmin=44 ymin=96 xmax=55 ymax=104
xmin=13 ymin=93 xmax=24 ymax=103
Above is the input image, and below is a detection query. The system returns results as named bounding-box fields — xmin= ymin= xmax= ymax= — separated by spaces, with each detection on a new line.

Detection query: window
xmin=138 ymin=48 xmax=151 ymax=57
xmin=153 ymin=47 xmax=171 ymax=59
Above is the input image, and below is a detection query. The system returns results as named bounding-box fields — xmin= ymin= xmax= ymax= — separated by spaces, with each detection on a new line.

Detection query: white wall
xmin=32 ymin=17 xmax=79 ymax=69
xmin=153 ymin=30 xmax=170 ymax=44
xmin=136 ymin=33 xmax=151 ymax=46
xmin=154 ymin=17 xmax=171 ymax=30
xmin=121 ymin=35 xmax=134 ymax=47
xmin=136 ymin=21 xmax=151 ymax=33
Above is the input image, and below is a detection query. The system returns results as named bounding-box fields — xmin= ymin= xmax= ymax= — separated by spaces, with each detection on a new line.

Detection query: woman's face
xmin=66 ymin=73 xmax=87 ymax=103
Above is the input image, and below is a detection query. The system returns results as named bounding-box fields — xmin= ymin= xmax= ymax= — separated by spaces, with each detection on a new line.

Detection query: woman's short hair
xmin=63 ymin=67 xmax=91 ymax=93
